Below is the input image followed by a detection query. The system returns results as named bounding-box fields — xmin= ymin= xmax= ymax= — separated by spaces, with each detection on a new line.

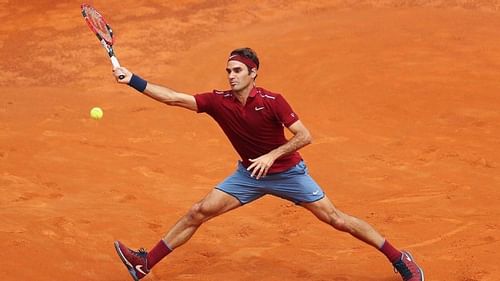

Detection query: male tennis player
xmin=111 ymin=47 xmax=424 ymax=281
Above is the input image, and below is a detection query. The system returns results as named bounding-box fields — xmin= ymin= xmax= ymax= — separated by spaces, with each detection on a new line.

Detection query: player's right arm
xmin=113 ymin=67 xmax=197 ymax=112
xmin=142 ymin=83 xmax=197 ymax=111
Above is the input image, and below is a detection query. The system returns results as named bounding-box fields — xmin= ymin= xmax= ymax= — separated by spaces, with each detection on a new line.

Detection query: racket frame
xmin=81 ymin=3 xmax=123 ymax=76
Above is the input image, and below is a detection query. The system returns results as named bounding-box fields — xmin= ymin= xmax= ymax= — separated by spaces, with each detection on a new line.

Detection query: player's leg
xmin=163 ymin=188 xmax=242 ymax=248
xmin=263 ymin=161 xmax=385 ymax=247
xmin=262 ymin=160 xmax=423 ymax=281
xmin=114 ymin=161 xmax=266 ymax=281
xmin=300 ymin=196 xmax=384 ymax=247
xmin=301 ymin=196 xmax=424 ymax=281
xmin=115 ymin=189 xmax=241 ymax=281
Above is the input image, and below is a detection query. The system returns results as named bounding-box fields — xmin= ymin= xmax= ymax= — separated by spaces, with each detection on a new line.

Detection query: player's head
xmin=228 ymin=48 xmax=260 ymax=72
xmin=226 ymin=48 xmax=259 ymax=91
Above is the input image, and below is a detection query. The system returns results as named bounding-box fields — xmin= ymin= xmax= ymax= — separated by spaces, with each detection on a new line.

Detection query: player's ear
xmin=250 ymin=68 xmax=257 ymax=79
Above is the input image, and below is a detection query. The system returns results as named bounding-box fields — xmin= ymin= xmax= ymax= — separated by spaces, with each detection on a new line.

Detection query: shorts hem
xmin=296 ymin=194 xmax=325 ymax=205
xmin=214 ymin=187 xmax=245 ymax=205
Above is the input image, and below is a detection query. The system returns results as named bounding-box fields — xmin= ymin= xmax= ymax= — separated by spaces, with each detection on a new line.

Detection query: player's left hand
xmin=247 ymin=154 xmax=276 ymax=180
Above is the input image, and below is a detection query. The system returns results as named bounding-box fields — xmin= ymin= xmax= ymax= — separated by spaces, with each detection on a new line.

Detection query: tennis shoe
xmin=114 ymin=240 xmax=150 ymax=281
xmin=393 ymin=251 xmax=424 ymax=281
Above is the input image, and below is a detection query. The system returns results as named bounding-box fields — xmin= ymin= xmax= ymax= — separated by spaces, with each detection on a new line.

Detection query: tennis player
xmin=111 ymin=47 xmax=424 ymax=281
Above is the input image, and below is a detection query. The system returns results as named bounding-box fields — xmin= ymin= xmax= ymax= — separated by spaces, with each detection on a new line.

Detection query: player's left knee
xmin=329 ymin=216 xmax=347 ymax=230
xmin=326 ymin=210 xmax=353 ymax=232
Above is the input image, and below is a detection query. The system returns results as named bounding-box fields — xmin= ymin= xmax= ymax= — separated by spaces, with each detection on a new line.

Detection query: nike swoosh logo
xmin=255 ymin=106 xmax=265 ymax=111
xmin=135 ymin=265 xmax=147 ymax=275
xmin=312 ymin=190 xmax=319 ymax=195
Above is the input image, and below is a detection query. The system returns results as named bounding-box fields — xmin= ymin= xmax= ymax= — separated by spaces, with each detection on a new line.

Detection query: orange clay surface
xmin=1 ymin=1 xmax=500 ymax=281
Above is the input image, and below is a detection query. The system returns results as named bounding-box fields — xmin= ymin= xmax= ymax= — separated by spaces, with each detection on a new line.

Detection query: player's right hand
xmin=113 ymin=67 xmax=132 ymax=84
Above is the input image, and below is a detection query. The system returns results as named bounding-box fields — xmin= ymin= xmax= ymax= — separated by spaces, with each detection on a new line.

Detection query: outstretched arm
xmin=247 ymin=120 xmax=312 ymax=179
xmin=113 ymin=67 xmax=197 ymax=111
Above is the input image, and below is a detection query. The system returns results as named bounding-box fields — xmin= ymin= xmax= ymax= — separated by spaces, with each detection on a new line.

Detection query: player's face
xmin=226 ymin=60 xmax=256 ymax=92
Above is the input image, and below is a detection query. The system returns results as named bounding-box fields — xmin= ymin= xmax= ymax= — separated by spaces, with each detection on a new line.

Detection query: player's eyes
xmin=226 ymin=68 xmax=243 ymax=74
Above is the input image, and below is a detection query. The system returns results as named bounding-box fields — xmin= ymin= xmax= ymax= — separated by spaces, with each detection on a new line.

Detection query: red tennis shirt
xmin=195 ymin=87 xmax=302 ymax=174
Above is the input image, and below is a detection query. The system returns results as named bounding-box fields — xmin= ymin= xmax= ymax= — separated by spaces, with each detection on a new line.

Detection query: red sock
xmin=147 ymin=240 xmax=172 ymax=269
xmin=379 ymin=240 xmax=402 ymax=263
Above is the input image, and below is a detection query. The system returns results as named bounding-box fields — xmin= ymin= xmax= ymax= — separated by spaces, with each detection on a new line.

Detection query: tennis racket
xmin=81 ymin=3 xmax=125 ymax=79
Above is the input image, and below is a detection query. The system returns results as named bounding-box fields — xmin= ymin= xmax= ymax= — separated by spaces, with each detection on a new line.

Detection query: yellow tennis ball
xmin=90 ymin=107 xmax=103 ymax=120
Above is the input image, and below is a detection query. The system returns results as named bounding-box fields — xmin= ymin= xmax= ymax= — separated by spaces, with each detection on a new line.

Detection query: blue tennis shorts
xmin=216 ymin=160 xmax=325 ymax=205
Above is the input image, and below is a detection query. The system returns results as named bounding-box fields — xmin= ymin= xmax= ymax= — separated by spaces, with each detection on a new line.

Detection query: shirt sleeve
xmin=275 ymin=94 xmax=299 ymax=127
xmin=194 ymin=92 xmax=213 ymax=114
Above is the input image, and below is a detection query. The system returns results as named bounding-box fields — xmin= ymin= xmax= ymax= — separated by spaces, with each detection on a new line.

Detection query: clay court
xmin=1 ymin=1 xmax=499 ymax=280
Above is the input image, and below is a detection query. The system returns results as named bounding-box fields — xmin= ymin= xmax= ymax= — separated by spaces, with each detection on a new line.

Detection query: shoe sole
xmin=114 ymin=241 xmax=140 ymax=281
xmin=403 ymin=251 xmax=425 ymax=281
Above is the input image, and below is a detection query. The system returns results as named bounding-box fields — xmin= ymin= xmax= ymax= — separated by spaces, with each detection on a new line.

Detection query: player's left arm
xmin=247 ymin=120 xmax=312 ymax=179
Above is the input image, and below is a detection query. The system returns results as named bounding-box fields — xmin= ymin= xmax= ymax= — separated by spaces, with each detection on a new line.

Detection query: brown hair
xmin=229 ymin=47 xmax=260 ymax=70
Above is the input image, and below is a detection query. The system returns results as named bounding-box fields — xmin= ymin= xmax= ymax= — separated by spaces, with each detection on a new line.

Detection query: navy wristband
xmin=128 ymin=74 xmax=148 ymax=92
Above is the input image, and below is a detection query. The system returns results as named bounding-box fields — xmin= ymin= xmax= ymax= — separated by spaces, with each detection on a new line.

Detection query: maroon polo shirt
xmin=195 ymin=87 xmax=302 ymax=174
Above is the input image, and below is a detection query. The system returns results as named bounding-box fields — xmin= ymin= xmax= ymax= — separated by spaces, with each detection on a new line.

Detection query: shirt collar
xmin=248 ymin=87 xmax=258 ymax=98
xmin=230 ymin=86 xmax=258 ymax=100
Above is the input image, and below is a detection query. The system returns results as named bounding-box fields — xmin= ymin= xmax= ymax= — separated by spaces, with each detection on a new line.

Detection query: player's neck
xmin=233 ymin=84 xmax=255 ymax=105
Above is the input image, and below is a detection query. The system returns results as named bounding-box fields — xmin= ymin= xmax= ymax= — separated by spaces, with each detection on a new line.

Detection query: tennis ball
xmin=90 ymin=107 xmax=103 ymax=120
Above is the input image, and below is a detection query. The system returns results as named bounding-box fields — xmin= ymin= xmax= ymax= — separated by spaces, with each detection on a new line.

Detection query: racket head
xmin=81 ymin=3 xmax=115 ymax=45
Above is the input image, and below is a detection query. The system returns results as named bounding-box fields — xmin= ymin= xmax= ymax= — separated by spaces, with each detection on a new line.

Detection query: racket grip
xmin=110 ymin=56 xmax=125 ymax=79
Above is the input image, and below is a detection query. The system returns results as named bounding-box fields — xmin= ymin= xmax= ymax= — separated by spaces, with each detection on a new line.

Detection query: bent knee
xmin=185 ymin=202 xmax=215 ymax=225
xmin=185 ymin=204 xmax=206 ymax=225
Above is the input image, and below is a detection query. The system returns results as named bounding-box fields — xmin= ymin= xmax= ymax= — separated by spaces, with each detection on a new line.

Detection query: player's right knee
xmin=186 ymin=202 xmax=213 ymax=225
xmin=185 ymin=204 xmax=206 ymax=225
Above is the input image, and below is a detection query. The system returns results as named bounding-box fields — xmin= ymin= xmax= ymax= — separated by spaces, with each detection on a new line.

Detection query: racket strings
xmin=83 ymin=7 xmax=113 ymax=43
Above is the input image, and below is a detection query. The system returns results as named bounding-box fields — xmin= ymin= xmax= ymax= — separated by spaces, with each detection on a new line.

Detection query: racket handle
xmin=110 ymin=56 xmax=125 ymax=79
